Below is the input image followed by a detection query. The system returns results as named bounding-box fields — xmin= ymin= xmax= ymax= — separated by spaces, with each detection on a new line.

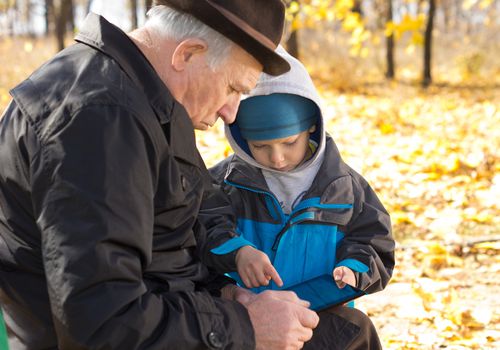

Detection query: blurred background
xmin=0 ymin=0 xmax=499 ymax=348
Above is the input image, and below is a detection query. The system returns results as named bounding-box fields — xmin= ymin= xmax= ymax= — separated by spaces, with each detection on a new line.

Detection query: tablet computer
xmin=284 ymin=274 xmax=366 ymax=311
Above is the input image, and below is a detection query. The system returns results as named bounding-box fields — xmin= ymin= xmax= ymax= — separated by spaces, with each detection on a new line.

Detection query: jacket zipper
xmin=224 ymin=179 xmax=352 ymax=253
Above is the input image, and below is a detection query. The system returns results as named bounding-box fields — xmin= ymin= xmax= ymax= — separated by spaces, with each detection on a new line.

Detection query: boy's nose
xmin=271 ymin=152 xmax=285 ymax=166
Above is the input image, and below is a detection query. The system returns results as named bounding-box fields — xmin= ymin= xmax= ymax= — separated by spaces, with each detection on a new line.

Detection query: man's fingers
xmin=267 ymin=290 xmax=311 ymax=308
xmin=297 ymin=326 xmax=314 ymax=343
xmin=297 ymin=307 xmax=320 ymax=329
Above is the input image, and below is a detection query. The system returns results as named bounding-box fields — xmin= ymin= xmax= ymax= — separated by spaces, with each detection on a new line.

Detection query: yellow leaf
xmin=391 ymin=210 xmax=414 ymax=224
xmin=385 ymin=21 xmax=395 ymax=37
xmin=334 ymin=0 xmax=355 ymax=15
xmin=426 ymin=172 xmax=441 ymax=180
xmin=443 ymin=154 xmax=461 ymax=173
xmin=223 ymin=144 xmax=233 ymax=158
xmin=325 ymin=9 xmax=335 ymax=21
xmin=469 ymin=211 xmax=493 ymax=223
xmin=342 ymin=12 xmax=362 ymax=32
xmin=291 ymin=17 xmax=301 ymax=31
xmin=474 ymin=241 xmax=500 ymax=250
xmin=348 ymin=46 xmax=360 ymax=57
xmin=405 ymin=44 xmax=416 ymax=55
xmin=411 ymin=32 xmax=424 ymax=46
xmin=316 ymin=6 xmax=327 ymax=19
xmin=379 ymin=122 xmax=394 ymax=134
xmin=24 ymin=41 xmax=33 ymax=53
xmin=426 ymin=242 xmax=448 ymax=255
xmin=462 ymin=0 xmax=478 ymax=10
xmin=480 ymin=0 xmax=494 ymax=9
xmin=288 ymin=1 xmax=300 ymax=14
xmin=1 ymin=92 xmax=11 ymax=105
xmin=360 ymin=47 xmax=369 ymax=58
xmin=459 ymin=309 xmax=487 ymax=330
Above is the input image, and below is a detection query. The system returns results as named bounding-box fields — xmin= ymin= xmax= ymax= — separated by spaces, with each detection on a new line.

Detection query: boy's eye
xmin=285 ymin=140 xmax=297 ymax=146
xmin=252 ymin=144 xmax=265 ymax=149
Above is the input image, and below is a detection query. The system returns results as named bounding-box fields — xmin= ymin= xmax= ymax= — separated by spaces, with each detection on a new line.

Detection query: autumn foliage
xmin=1 ymin=31 xmax=499 ymax=349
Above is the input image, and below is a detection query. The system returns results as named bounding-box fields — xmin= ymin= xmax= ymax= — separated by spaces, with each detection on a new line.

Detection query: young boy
xmin=198 ymin=47 xmax=395 ymax=349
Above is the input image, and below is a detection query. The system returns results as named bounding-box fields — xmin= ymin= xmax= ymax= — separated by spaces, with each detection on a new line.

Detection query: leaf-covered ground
xmin=319 ymin=84 xmax=500 ymax=349
xmin=2 ymin=37 xmax=499 ymax=349
xmin=198 ymin=80 xmax=500 ymax=349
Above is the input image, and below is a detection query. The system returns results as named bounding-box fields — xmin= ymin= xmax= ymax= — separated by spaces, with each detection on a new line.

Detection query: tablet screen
xmin=284 ymin=274 xmax=366 ymax=311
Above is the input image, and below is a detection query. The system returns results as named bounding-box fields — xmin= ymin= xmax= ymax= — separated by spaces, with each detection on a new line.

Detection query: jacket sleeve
xmin=197 ymin=159 xmax=254 ymax=273
xmin=335 ymin=172 xmax=395 ymax=294
xmin=29 ymin=104 xmax=255 ymax=349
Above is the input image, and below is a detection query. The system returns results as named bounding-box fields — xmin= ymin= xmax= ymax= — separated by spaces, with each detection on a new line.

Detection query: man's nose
xmin=221 ymin=94 xmax=241 ymax=124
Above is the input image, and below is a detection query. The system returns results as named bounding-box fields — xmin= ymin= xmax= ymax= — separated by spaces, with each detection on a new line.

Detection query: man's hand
xmin=242 ymin=290 xmax=319 ymax=350
xmin=236 ymin=246 xmax=283 ymax=288
xmin=220 ymin=284 xmax=255 ymax=305
xmin=333 ymin=266 xmax=356 ymax=288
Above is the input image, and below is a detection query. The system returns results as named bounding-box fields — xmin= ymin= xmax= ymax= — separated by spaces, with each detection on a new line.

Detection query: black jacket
xmin=0 ymin=14 xmax=254 ymax=350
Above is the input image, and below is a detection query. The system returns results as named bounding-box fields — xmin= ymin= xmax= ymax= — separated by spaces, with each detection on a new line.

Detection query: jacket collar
xmin=75 ymin=13 xmax=173 ymax=124
xmin=225 ymin=136 xmax=355 ymax=225
xmin=225 ymin=156 xmax=269 ymax=191
xmin=226 ymin=135 xmax=348 ymax=197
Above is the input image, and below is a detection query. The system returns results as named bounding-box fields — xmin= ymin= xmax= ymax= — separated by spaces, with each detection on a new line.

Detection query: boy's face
xmin=247 ymin=126 xmax=315 ymax=172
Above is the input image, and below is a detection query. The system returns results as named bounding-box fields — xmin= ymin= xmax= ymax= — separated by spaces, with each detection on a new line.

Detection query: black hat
xmin=154 ymin=0 xmax=290 ymax=75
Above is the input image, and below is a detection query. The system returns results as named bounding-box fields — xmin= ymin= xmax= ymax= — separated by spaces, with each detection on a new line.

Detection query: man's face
xmin=247 ymin=127 xmax=314 ymax=172
xmin=182 ymin=46 xmax=262 ymax=130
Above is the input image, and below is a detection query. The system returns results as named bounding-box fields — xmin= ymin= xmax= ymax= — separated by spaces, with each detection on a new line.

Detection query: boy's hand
xmin=333 ymin=266 xmax=356 ymax=288
xmin=236 ymin=245 xmax=283 ymax=288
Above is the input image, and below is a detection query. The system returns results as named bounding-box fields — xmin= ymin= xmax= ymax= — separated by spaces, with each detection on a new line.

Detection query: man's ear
xmin=171 ymin=38 xmax=208 ymax=72
xmin=309 ymin=124 xmax=317 ymax=133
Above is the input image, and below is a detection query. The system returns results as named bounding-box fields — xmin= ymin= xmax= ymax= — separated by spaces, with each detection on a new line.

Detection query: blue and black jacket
xmin=199 ymin=134 xmax=394 ymax=294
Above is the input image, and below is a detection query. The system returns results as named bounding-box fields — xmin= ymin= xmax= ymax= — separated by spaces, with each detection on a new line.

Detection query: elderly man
xmin=0 ymin=1 xmax=320 ymax=349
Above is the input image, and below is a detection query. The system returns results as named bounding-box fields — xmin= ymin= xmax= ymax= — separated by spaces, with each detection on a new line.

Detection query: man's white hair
xmin=145 ymin=5 xmax=235 ymax=70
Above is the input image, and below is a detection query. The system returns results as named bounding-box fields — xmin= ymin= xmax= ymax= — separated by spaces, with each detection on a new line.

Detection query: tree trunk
xmin=442 ymin=0 xmax=450 ymax=32
xmin=86 ymin=0 xmax=93 ymax=14
xmin=45 ymin=0 xmax=54 ymax=36
xmin=145 ymin=0 xmax=153 ymax=14
xmin=21 ymin=0 xmax=34 ymax=36
xmin=7 ymin=0 xmax=18 ymax=37
xmin=67 ymin=0 xmax=75 ymax=33
xmin=352 ymin=0 xmax=363 ymax=16
xmin=129 ymin=0 xmax=138 ymax=30
xmin=287 ymin=29 xmax=300 ymax=59
xmin=385 ymin=0 xmax=395 ymax=79
xmin=422 ymin=0 xmax=436 ymax=87
xmin=285 ymin=0 xmax=300 ymax=59
xmin=54 ymin=0 xmax=73 ymax=51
